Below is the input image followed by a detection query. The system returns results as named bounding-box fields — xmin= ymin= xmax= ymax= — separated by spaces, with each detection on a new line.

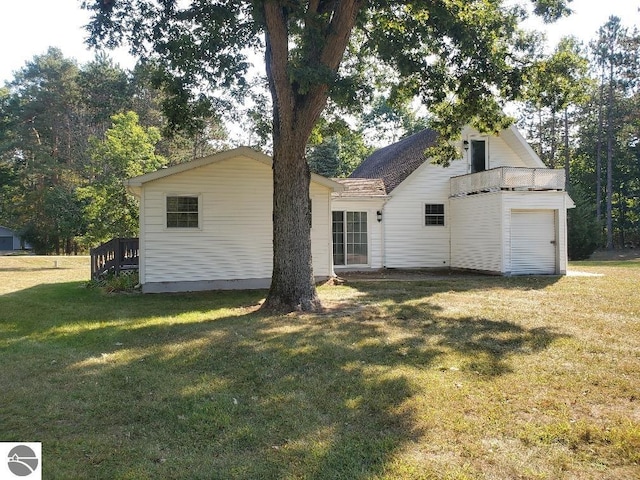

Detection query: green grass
xmin=1 ymin=256 xmax=639 ymax=479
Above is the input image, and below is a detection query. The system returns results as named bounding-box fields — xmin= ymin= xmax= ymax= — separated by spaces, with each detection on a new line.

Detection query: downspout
xmin=328 ymin=190 xmax=336 ymax=278
xmin=381 ymin=198 xmax=388 ymax=269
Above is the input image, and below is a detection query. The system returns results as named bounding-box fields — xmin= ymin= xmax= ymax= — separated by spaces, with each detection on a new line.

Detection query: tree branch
xmin=263 ymin=1 xmax=295 ymax=136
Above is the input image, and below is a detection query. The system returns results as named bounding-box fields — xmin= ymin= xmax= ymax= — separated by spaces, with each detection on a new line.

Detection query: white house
xmin=331 ymin=125 xmax=574 ymax=275
xmin=123 ymin=126 xmax=573 ymax=293
xmin=124 ymin=147 xmax=343 ymax=293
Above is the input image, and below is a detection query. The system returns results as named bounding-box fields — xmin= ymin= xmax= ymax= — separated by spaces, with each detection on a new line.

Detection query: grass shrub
xmin=89 ymin=271 xmax=140 ymax=293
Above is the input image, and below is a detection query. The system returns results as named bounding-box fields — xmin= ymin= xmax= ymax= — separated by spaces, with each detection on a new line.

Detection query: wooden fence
xmin=90 ymin=237 xmax=139 ymax=280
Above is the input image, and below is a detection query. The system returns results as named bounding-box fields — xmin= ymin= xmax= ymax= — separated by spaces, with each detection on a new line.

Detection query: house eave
xmin=125 ymin=146 xmax=344 ymax=192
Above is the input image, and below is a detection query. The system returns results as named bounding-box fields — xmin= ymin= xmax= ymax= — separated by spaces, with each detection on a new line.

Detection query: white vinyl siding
xmin=309 ymin=182 xmax=333 ymax=277
xmin=139 ymin=155 xmax=334 ymax=286
xmin=383 ymin=159 xmax=467 ymax=268
xmin=450 ymin=190 xmax=568 ymax=275
xmin=382 ymin=129 xmax=539 ymax=269
xmin=511 ymin=210 xmax=557 ymax=275
xmin=450 ymin=193 xmax=503 ymax=273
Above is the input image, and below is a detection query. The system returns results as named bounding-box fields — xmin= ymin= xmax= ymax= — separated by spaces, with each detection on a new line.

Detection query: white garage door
xmin=511 ymin=209 xmax=557 ymax=275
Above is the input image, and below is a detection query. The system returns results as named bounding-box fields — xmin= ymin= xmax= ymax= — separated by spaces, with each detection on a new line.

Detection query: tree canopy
xmin=82 ymin=0 xmax=573 ymax=311
xmin=0 ymin=48 xmax=226 ymax=253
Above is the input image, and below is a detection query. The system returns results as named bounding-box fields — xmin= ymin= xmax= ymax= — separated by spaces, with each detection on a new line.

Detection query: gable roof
xmin=349 ymin=129 xmax=438 ymax=193
xmin=124 ymin=146 xmax=344 ymax=192
xmin=331 ymin=178 xmax=387 ymax=198
xmin=350 ymin=125 xmax=547 ymax=194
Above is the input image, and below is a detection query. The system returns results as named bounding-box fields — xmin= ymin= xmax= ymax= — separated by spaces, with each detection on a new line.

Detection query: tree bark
xmin=259 ymin=0 xmax=361 ymax=312
xmin=596 ymin=78 xmax=604 ymax=222
xmin=605 ymin=67 xmax=614 ymax=250
xmin=550 ymin=110 xmax=557 ymax=168
xmin=563 ymin=108 xmax=570 ymax=190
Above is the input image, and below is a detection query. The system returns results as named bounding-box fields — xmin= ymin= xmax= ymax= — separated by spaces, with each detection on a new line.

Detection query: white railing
xmin=450 ymin=167 xmax=565 ymax=197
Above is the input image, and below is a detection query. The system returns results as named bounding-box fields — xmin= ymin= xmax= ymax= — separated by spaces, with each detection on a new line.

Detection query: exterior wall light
xmin=376 ymin=210 xmax=382 ymax=222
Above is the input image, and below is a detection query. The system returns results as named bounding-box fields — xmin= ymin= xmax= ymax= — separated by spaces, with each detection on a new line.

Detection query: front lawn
xmin=1 ymin=256 xmax=638 ymax=479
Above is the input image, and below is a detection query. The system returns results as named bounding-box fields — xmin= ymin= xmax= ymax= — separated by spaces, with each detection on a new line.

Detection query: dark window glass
xmin=425 ymin=204 xmax=445 ymax=226
xmin=167 ymin=196 xmax=199 ymax=228
xmin=471 ymin=140 xmax=486 ymax=173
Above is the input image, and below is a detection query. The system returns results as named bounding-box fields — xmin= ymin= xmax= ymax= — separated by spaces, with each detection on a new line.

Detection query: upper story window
xmin=166 ymin=195 xmax=199 ymax=228
xmin=425 ymin=204 xmax=445 ymax=226
xmin=471 ymin=139 xmax=487 ymax=173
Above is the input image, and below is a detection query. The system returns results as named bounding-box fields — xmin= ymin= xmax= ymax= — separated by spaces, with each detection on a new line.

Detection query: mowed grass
xmin=1 ymin=256 xmax=639 ymax=479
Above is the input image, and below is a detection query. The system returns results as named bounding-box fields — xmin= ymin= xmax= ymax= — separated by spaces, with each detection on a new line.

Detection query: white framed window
xmin=332 ymin=211 xmax=368 ymax=265
xmin=424 ymin=204 xmax=445 ymax=226
xmin=166 ymin=195 xmax=200 ymax=228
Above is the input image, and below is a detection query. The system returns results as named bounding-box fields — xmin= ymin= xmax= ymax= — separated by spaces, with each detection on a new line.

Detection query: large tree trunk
xmin=264 ymin=137 xmax=320 ymax=312
xmin=550 ymin=110 xmax=557 ymax=168
xmin=259 ymin=0 xmax=361 ymax=312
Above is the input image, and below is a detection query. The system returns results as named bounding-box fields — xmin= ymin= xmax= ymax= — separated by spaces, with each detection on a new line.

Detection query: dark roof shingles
xmin=349 ymin=129 xmax=438 ymax=193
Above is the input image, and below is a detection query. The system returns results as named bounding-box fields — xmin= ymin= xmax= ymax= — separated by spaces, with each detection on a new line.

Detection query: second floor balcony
xmin=450 ymin=167 xmax=565 ymax=197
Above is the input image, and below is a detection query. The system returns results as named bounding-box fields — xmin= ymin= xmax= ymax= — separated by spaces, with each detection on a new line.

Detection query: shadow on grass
xmin=0 ymin=279 xmax=569 ymax=479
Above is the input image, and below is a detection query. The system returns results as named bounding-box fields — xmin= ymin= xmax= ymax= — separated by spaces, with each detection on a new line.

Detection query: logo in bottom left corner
xmin=1 ymin=443 xmax=41 ymax=479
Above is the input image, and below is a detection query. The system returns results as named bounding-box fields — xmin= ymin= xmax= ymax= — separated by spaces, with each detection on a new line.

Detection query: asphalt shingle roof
xmin=349 ymin=129 xmax=439 ymax=193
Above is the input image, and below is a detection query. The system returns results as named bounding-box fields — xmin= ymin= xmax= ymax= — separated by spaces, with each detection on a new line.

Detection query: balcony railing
xmin=450 ymin=167 xmax=565 ymax=197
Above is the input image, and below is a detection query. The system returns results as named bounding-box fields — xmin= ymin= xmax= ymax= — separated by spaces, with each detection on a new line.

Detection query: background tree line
xmin=0 ymin=48 xmax=225 ymax=253
xmin=1 ymin=14 xmax=639 ymax=257
xmin=517 ymin=16 xmax=640 ymax=257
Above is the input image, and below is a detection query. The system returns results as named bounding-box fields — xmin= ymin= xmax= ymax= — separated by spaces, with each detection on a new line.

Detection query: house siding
xmin=450 ymin=191 xmax=569 ymax=275
xmin=382 ymin=160 xmax=463 ymax=268
xmin=485 ymin=135 xmax=529 ymax=169
xmin=138 ymin=155 xmax=333 ymax=291
xmin=382 ymin=129 xmax=564 ymax=271
xmin=450 ymin=193 xmax=504 ymax=273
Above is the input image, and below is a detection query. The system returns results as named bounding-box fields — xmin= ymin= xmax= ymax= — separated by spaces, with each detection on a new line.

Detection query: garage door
xmin=0 ymin=236 xmax=13 ymax=250
xmin=511 ymin=209 xmax=556 ymax=275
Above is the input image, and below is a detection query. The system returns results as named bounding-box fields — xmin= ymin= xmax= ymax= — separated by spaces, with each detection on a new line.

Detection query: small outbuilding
xmin=0 ymin=226 xmax=27 ymax=252
xmin=125 ymin=147 xmax=343 ymax=293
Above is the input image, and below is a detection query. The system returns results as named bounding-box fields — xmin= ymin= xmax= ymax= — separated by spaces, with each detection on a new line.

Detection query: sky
xmin=0 ymin=0 xmax=639 ymax=86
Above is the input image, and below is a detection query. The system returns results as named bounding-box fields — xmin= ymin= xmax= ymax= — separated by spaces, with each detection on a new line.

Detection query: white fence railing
xmin=450 ymin=167 xmax=565 ymax=197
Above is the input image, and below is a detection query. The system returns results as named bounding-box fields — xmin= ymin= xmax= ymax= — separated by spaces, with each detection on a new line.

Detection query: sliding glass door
xmin=332 ymin=211 xmax=368 ymax=266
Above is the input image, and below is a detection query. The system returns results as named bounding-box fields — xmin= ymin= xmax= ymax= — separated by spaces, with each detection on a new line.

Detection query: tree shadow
xmin=1 ymin=278 xmax=572 ymax=478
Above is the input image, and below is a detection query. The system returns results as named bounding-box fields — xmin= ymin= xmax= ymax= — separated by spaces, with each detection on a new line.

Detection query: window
xmin=332 ymin=211 xmax=368 ymax=265
xmin=425 ymin=204 xmax=445 ymax=226
xmin=471 ymin=139 xmax=487 ymax=173
xmin=166 ymin=195 xmax=199 ymax=228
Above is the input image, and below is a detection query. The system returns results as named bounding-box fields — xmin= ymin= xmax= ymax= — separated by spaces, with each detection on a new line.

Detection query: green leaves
xmin=82 ymin=0 xmax=574 ymax=148
xmin=80 ymin=111 xmax=166 ymax=244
